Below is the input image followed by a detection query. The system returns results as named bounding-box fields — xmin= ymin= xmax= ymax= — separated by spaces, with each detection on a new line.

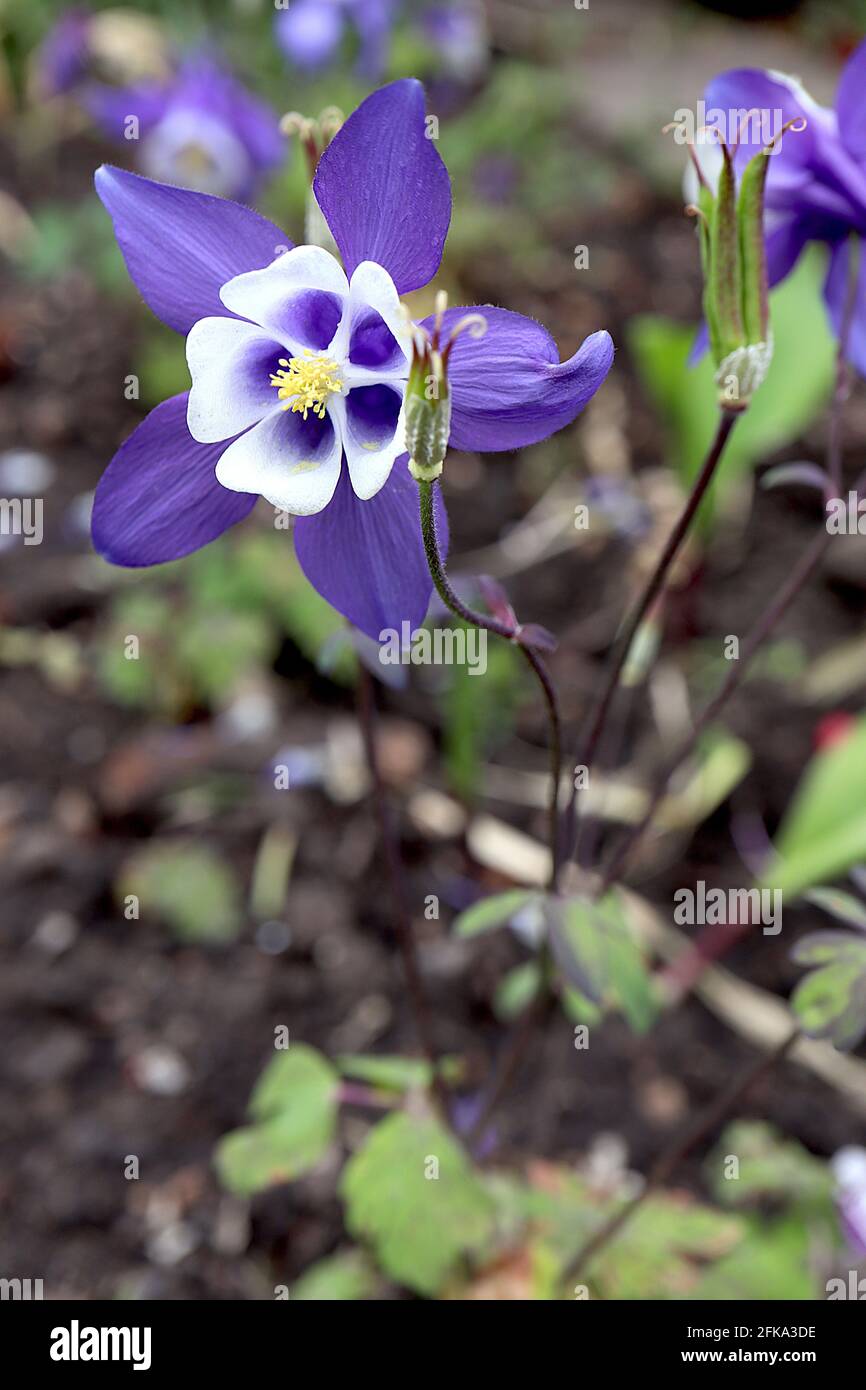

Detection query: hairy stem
xmin=418 ymin=477 xmax=562 ymax=889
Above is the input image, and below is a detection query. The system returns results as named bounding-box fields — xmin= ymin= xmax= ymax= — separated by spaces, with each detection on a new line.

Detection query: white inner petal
xmin=187 ymin=316 xmax=282 ymax=443
xmin=332 ymin=260 xmax=412 ymax=385
xmin=202 ymin=249 xmax=413 ymax=515
xmin=338 ymin=389 xmax=407 ymax=501
xmin=215 ymin=407 xmax=342 ymax=515
xmin=219 ymin=245 xmax=350 ymax=351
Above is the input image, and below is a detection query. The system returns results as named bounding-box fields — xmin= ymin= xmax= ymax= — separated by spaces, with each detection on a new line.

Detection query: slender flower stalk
xmin=599 ymin=238 xmax=861 ymax=896
xmin=569 ymin=408 xmax=738 ymax=865
xmin=418 ymin=477 xmax=563 ymax=890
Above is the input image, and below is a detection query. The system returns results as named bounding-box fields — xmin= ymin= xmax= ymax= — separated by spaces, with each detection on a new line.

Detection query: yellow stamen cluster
xmin=270 ymin=350 xmax=343 ymax=420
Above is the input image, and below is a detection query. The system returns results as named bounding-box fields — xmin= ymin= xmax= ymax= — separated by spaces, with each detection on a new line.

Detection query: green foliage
xmin=439 ymin=61 xmax=574 ymax=265
xmin=18 ymin=200 xmax=129 ymax=292
xmin=601 ymin=1193 xmax=742 ymax=1300
xmin=216 ymin=1046 xmax=339 ymax=1197
xmin=341 ymin=1112 xmax=495 ymax=1296
xmin=98 ymin=584 xmax=274 ymax=716
xmin=766 ymin=715 xmax=866 ymax=899
xmin=97 ymin=529 xmax=357 ymax=718
xmin=699 ymin=1120 xmax=835 ymax=1299
xmin=707 ymin=1121 xmax=834 ymax=1211
xmin=336 ymin=1054 xmax=460 ymax=1093
xmin=453 ymin=889 xmax=540 ymax=938
xmin=454 ymin=886 xmax=656 ymax=1033
xmin=628 ymin=249 xmax=834 ymax=526
xmin=658 ymin=731 xmax=751 ymax=830
xmin=790 ymin=930 xmax=866 ymax=1050
xmin=550 ymin=891 xmax=658 ymax=1031
xmin=442 ymin=631 xmax=521 ymax=801
xmin=495 ymin=1167 xmax=742 ymax=1300
xmin=134 ymin=325 xmax=191 ymax=407
xmin=494 ymin=962 xmax=542 ymax=1020
xmin=804 ymin=886 xmax=866 ymax=929
xmin=686 ymin=1218 xmax=816 ymax=1301
xmin=187 ymin=534 xmax=356 ymax=685
xmin=291 ymin=1250 xmax=380 ymax=1302
xmin=548 ymin=895 xmax=610 ymax=1002
xmin=118 ymin=841 xmax=241 ymax=944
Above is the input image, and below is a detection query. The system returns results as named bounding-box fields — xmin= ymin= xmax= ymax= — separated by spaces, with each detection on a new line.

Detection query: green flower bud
xmin=682 ymin=117 xmax=805 ymax=411
xmin=405 ymin=341 xmax=451 ymax=483
xmin=404 ymin=296 xmax=487 ymax=483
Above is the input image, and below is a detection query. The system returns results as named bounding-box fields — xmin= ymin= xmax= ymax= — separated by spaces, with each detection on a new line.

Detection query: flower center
xmin=270 ymin=350 xmax=343 ymax=421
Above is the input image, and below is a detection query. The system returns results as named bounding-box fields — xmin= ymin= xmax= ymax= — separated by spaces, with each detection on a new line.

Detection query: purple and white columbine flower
xmin=697 ymin=41 xmax=866 ymax=374
xmin=275 ymin=0 xmax=396 ymax=79
xmin=92 ymin=80 xmax=613 ymax=639
xmin=86 ymin=53 xmax=284 ymax=202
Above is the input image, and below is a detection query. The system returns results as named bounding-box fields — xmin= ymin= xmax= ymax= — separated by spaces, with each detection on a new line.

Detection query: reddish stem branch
xmin=562 ymin=1027 xmax=800 ymax=1287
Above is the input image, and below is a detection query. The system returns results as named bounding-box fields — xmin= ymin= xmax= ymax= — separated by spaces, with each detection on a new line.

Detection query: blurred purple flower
xmin=421 ymin=3 xmax=488 ymax=82
xmin=697 ymin=41 xmax=866 ymax=374
xmin=86 ymin=54 xmax=284 ymax=202
xmin=832 ymin=1147 xmax=866 ymax=1257
xmin=472 ymin=153 xmax=520 ymax=207
xmin=275 ymin=0 xmax=395 ymax=79
xmin=91 ymin=81 xmax=613 ymax=637
xmin=450 ymin=1094 xmax=498 ymax=1159
xmin=35 ymin=9 xmax=92 ymax=96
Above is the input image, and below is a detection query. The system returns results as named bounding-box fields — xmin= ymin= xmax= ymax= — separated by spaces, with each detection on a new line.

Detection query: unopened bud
xmin=677 ymin=116 xmax=805 ymax=410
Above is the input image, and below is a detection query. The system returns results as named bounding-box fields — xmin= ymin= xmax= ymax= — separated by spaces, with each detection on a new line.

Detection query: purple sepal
xmin=314 ymin=79 xmax=451 ymax=295
xmin=95 ymin=165 xmax=290 ymax=335
xmin=92 ymin=394 xmax=256 ymax=566
xmin=421 ymin=307 xmax=613 ymax=452
xmin=294 ymin=457 xmax=448 ymax=640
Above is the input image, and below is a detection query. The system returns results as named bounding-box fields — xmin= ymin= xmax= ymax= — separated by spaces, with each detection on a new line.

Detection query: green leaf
xmin=686 ymin=1217 xmax=816 ymax=1301
xmin=292 ymin=1250 xmax=380 ymax=1301
xmin=117 ymin=842 xmax=241 ymax=944
xmin=606 ymin=929 xmax=658 ymax=1033
xmin=511 ymin=1166 xmax=742 ymax=1300
xmin=659 ymin=732 xmax=751 ymax=830
xmin=804 ymin=886 xmax=866 ymax=930
xmin=547 ymin=896 xmax=610 ymax=1002
xmin=790 ymin=956 xmax=866 ymax=1050
xmin=453 ymin=890 xmax=540 ymax=938
xmin=560 ymin=986 xmax=602 ymax=1026
xmin=215 ymin=1045 xmax=339 ymax=1196
xmin=337 ymin=1055 xmax=432 ymax=1092
xmin=707 ymin=1121 xmax=833 ymax=1212
xmin=248 ymin=1045 xmax=338 ymax=1123
xmin=550 ymin=891 xmax=657 ymax=1030
xmin=341 ymin=1112 xmax=495 ymax=1295
xmin=791 ymin=932 xmax=866 ymax=967
xmin=494 ymin=962 xmax=541 ymax=1021
xmin=764 ymin=715 xmax=866 ymax=899
xmin=628 ymin=248 xmax=834 ymax=528
xmin=175 ymin=608 xmax=274 ymax=704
